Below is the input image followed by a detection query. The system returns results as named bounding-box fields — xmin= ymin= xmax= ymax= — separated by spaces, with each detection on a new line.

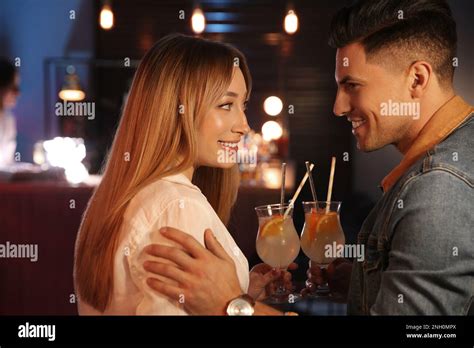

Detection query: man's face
xmin=333 ymin=43 xmax=413 ymax=152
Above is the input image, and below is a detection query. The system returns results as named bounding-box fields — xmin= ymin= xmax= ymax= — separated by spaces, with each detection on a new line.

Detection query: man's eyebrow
xmin=337 ymin=75 xmax=365 ymax=84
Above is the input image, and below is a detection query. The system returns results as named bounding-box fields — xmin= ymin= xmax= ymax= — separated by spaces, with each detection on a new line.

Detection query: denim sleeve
xmin=371 ymin=169 xmax=474 ymax=315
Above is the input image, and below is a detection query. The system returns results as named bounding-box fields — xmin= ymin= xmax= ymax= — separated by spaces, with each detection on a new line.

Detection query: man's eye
xmin=219 ymin=103 xmax=232 ymax=110
xmin=346 ymin=83 xmax=359 ymax=91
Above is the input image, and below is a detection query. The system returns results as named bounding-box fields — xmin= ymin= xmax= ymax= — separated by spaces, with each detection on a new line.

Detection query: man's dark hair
xmin=328 ymin=0 xmax=457 ymax=86
xmin=0 ymin=57 xmax=16 ymax=90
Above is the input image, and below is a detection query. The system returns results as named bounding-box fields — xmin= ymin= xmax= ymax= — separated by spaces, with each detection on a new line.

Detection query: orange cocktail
xmin=301 ymin=202 xmax=345 ymax=266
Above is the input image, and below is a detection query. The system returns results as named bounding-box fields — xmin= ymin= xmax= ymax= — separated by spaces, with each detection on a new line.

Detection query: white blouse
xmin=78 ymin=173 xmax=249 ymax=315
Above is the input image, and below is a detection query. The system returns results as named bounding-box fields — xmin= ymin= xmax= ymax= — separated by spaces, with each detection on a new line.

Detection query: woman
xmin=74 ymin=34 xmax=289 ymax=315
xmin=0 ymin=57 xmax=19 ymax=167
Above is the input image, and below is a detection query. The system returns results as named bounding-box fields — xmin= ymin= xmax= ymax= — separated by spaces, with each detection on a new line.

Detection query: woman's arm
xmin=143 ymin=227 xmax=286 ymax=315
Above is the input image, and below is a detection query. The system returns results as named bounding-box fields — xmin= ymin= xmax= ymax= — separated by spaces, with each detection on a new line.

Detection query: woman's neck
xmin=182 ymin=166 xmax=194 ymax=181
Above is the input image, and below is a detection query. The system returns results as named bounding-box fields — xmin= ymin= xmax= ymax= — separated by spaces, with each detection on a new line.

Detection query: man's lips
xmin=347 ymin=117 xmax=367 ymax=134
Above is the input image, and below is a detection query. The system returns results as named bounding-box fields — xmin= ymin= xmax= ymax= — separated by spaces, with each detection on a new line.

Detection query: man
xmin=142 ymin=0 xmax=473 ymax=315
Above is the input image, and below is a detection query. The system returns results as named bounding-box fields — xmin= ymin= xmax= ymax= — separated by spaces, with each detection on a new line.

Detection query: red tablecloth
xmin=0 ymin=181 xmax=94 ymax=315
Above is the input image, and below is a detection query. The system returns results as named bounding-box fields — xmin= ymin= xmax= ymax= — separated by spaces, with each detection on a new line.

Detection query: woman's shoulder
xmin=123 ymin=173 xmax=210 ymax=229
xmin=120 ymin=173 xmax=219 ymax=257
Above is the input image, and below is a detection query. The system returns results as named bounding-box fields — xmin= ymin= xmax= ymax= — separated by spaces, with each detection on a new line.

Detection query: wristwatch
xmin=226 ymin=294 xmax=255 ymax=316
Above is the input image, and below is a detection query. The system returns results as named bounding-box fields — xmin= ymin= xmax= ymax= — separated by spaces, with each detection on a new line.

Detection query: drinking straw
xmin=267 ymin=205 xmax=272 ymax=216
xmin=305 ymin=161 xmax=318 ymax=202
xmin=280 ymin=162 xmax=286 ymax=215
xmin=326 ymin=157 xmax=336 ymax=213
xmin=284 ymin=163 xmax=314 ymax=218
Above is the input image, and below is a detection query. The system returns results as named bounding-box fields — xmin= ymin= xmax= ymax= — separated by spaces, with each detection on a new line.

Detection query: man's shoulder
xmin=389 ymin=115 xmax=473 ymax=201
xmin=385 ymin=114 xmax=473 ymax=226
xmin=424 ymin=113 xmax=473 ymax=186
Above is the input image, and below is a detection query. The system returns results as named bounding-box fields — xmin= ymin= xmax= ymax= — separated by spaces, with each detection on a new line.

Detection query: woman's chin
xmin=196 ymin=158 xmax=236 ymax=169
xmin=200 ymin=150 xmax=239 ymax=169
xmin=215 ymin=161 xmax=236 ymax=169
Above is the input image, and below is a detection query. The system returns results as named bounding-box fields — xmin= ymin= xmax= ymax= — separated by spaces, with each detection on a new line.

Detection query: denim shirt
xmin=348 ymin=114 xmax=474 ymax=315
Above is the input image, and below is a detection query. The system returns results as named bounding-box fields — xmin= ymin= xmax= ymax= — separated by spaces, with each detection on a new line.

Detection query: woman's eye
xmin=243 ymin=102 xmax=248 ymax=111
xmin=219 ymin=103 xmax=232 ymax=110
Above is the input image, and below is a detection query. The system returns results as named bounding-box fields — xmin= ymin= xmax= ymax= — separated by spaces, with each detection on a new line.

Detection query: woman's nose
xmin=233 ymin=111 xmax=250 ymax=135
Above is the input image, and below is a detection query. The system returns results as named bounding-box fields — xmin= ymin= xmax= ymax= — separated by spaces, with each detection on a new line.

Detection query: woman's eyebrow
xmin=225 ymin=91 xmax=239 ymax=97
xmin=224 ymin=90 xmax=249 ymax=99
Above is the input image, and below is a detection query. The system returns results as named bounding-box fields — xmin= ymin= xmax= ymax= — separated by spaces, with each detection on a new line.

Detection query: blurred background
xmin=0 ymin=0 xmax=472 ymax=314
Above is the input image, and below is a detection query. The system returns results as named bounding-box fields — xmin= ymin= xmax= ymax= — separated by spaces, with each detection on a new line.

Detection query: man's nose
xmin=333 ymin=89 xmax=350 ymax=117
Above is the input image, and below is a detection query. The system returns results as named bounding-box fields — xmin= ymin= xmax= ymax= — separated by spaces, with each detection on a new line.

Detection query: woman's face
xmin=196 ymin=67 xmax=250 ymax=169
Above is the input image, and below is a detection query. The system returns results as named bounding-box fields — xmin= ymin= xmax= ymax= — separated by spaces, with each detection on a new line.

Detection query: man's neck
xmin=395 ymin=91 xmax=455 ymax=154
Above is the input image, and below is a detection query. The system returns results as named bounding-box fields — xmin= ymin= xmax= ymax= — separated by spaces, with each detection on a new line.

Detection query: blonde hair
xmin=74 ymin=33 xmax=251 ymax=311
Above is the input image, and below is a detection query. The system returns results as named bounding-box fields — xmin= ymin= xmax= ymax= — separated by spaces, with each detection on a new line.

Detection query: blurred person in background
xmin=0 ymin=57 xmax=19 ymax=167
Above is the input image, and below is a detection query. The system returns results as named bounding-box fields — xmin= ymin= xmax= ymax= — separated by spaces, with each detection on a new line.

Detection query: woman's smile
xmin=217 ymin=139 xmax=240 ymax=151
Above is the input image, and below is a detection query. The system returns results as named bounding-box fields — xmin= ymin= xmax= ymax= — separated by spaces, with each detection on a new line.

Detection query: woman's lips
xmin=217 ymin=140 xmax=239 ymax=151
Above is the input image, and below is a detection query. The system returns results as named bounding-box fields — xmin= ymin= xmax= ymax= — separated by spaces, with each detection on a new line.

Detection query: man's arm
xmin=143 ymin=227 xmax=284 ymax=315
xmin=128 ymin=199 xmax=216 ymax=314
xmin=371 ymin=170 xmax=474 ymax=315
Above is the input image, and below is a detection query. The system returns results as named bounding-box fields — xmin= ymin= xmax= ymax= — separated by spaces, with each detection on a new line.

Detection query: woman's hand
xmin=143 ymin=227 xmax=243 ymax=315
xmin=248 ymin=262 xmax=298 ymax=301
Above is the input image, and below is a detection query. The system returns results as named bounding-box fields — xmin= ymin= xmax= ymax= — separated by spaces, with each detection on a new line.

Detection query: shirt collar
xmin=161 ymin=172 xmax=202 ymax=193
xmin=381 ymin=95 xmax=473 ymax=193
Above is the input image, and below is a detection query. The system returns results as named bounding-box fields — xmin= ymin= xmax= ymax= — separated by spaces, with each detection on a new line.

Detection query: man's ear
xmin=408 ymin=61 xmax=432 ymax=99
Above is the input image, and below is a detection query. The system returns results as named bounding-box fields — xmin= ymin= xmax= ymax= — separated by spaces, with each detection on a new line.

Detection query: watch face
xmin=226 ymin=298 xmax=255 ymax=316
